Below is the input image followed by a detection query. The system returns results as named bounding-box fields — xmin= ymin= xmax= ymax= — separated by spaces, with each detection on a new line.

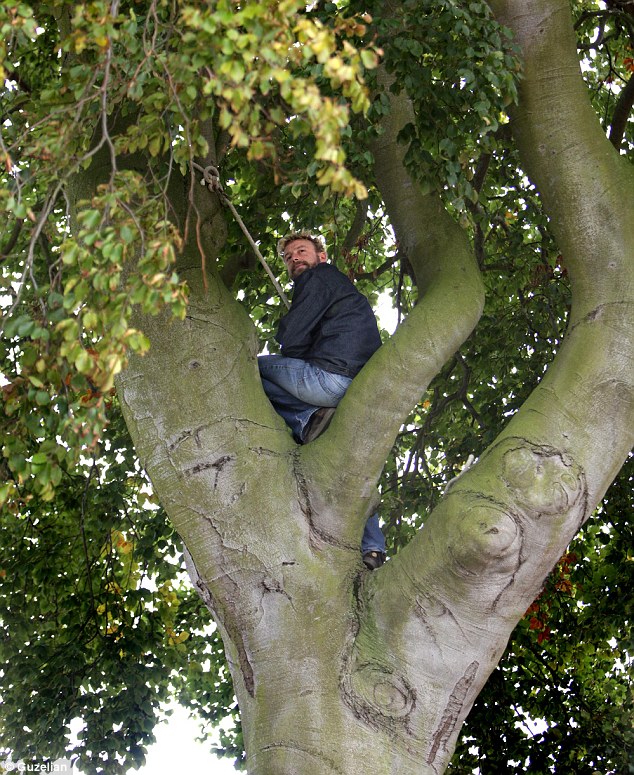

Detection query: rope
xmin=192 ymin=162 xmax=291 ymax=310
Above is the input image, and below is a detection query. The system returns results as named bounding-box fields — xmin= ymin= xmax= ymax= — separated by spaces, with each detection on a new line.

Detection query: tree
xmin=1 ymin=1 xmax=632 ymax=773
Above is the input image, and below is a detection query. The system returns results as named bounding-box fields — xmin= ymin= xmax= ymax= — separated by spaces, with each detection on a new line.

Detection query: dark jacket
xmin=276 ymin=263 xmax=381 ymax=377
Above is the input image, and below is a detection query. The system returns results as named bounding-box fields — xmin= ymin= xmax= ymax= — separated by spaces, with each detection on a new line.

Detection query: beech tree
xmin=1 ymin=1 xmax=632 ymax=774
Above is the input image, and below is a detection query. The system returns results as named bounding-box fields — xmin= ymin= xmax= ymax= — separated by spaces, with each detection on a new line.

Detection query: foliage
xmin=0 ymin=408 xmax=216 ymax=773
xmin=0 ymin=0 xmax=632 ymax=773
xmin=0 ymin=0 xmax=377 ymax=511
xmin=366 ymin=0 xmax=522 ymax=209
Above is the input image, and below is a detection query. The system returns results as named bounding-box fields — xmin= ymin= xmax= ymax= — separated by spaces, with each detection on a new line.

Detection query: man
xmin=258 ymin=232 xmax=386 ymax=570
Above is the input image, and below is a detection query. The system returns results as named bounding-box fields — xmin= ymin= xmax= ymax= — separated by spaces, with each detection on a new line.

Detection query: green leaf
xmin=74 ymin=349 xmax=94 ymax=374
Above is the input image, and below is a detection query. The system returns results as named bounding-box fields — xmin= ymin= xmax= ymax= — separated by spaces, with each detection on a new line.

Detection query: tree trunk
xmin=117 ymin=1 xmax=634 ymax=773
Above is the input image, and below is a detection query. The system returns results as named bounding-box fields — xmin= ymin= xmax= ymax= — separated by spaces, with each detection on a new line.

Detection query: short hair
xmin=277 ymin=232 xmax=327 ymax=258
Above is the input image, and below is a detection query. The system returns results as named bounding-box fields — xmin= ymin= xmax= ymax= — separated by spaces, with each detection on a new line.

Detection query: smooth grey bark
xmin=117 ymin=1 xmax=634 ymax=773
xmin=488 ymin=0 xmax=634 ymax=498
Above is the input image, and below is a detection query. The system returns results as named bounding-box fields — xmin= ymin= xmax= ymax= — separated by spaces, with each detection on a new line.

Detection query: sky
xmin=134 ymin=706 xmax=237 ymax=774
xmin=65 ymin=706 xmax=238 ymax=774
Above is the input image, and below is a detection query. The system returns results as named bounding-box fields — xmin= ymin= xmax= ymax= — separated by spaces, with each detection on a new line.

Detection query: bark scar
xmin=182 ymin=454 xmax=233 ymax=487
xmin=182 ymin=545 xmax=255 ymax=697
xmin=261 ymin=576 xmax=293 ymax=607
xmin=259 ymin=742 xmax=346 ymax=775
xmin=291 ymin=450 xmax=356 ymax=551
xmin=427 ymin=660 xmax=479 ymax=769
xmin=167 ymin=424 xmax=210 ymax=451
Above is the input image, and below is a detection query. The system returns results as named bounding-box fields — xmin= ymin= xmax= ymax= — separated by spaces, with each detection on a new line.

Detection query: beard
xmin=289 ymin=262 xmax=310 ymax=279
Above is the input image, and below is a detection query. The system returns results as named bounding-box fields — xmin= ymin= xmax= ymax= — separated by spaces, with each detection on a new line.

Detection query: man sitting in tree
xmin=258 ymin=232 xmax=386 ymax=570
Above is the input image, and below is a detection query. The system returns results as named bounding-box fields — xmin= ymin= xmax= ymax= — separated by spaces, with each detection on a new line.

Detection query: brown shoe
xmin=362 ymin=551 xmax=386 ymax=571
xmin=303 ymin=407 xmax=336 ymax=443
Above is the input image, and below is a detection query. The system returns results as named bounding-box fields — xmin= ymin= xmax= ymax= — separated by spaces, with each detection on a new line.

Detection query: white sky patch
xmin=377 ymin=290 xmax=399 ymax=334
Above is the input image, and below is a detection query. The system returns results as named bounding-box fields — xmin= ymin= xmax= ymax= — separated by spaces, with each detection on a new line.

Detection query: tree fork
xmin=115 ymin=4 xmax=633 ymax=774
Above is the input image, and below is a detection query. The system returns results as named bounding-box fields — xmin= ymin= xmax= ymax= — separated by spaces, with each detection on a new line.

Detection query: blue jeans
xmin=258 ymin=355 xmax=385 ymax=555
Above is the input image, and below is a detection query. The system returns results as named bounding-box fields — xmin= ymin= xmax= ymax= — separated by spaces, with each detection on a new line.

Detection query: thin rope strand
xmin=192 ymin=162 xmax=291 ymax=309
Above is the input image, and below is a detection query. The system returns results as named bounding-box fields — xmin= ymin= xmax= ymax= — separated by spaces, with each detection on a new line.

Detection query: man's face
xmin=282 ymin=239 xmax=327 ymax=280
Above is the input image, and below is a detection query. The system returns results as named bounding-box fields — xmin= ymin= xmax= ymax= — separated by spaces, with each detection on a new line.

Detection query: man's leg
xmin=258 ymin=355 xmax=351 ymax=441
xmin=259 ymin=355 xmax=387 ymax=568
xmin=258 ymin=355 xmax=352 ymax=406
xmin=259 ymin=375 xmax=316 ymax=442
xmin=361 ymin=513 xmax=387 ymax=569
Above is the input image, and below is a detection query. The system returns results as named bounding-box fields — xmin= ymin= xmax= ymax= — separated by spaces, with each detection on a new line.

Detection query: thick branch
xmin=219 ymin=250 xmax=258 ymax=288
xmin=490 ymin=0 xmax=634 ymax=314
xmin=0 ymin=219 xmax=23 ymax=261
xmin=609 ymin=73 xmax=634 ymax=149
xmin=341 ymin=199 xmax=369 ymax=254
xmin=487 ymin=0 xmax=634 ymax=505
xmin=342 ymin=12 xmax=634 ymax=767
